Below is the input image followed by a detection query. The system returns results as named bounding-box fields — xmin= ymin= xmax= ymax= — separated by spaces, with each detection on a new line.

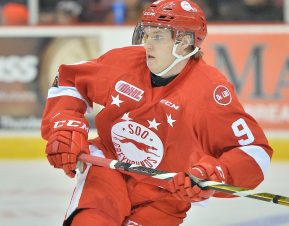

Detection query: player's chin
xmin=148 ymin=67 xmax=160 ymax=75
xmin=147 ymin=61 xmax=159 ymax=73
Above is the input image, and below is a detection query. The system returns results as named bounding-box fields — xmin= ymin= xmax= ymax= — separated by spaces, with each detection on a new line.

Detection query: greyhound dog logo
xmin=111 ymin=121 xmax=163 ymax=168
xmin=113 ymin=132 xmax=160 ymax=157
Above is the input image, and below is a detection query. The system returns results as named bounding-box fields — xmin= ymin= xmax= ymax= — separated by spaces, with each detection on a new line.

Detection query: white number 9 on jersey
xmin=231 ymin=118 xmax=255 ymax=146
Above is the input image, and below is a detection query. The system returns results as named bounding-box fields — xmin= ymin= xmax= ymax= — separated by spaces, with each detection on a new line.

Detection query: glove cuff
xmin=190 ymin=155 xmax=229 ymax=183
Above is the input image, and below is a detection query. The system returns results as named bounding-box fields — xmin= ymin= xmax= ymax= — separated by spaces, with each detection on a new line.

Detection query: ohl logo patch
xmin=115 ymin=80 xmax=144 ymax=102
xmin=111 ymin=121 xmax=164 ymax=169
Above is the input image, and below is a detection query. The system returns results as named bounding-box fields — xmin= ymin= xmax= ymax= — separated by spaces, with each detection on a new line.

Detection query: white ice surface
xmin=1 ymin=160 xmax=289 ymax=226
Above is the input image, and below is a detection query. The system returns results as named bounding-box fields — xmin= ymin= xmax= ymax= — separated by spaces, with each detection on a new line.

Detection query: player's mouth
xmin=147 ymin=54 xmax=155 ymax=60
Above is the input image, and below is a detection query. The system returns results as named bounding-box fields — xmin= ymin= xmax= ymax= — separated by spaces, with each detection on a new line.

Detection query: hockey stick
xmin=78 ymin=153 xmax=289 ymax=207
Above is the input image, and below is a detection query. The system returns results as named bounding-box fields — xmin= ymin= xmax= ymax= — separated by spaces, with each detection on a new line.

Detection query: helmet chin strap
xmin=155 ymin=44 xmax=199 ymax=77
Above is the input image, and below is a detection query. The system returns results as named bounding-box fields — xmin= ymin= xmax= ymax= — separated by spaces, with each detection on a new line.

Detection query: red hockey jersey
xmin=41 ymin=46 xmax=273 ymax=190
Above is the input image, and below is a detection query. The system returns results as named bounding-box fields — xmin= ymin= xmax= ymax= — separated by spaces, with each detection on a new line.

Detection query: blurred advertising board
xmin=0 ymin=26 xmax=133 ymax=132
xmin=203 ymin=25 xmax=289 ymax=133
xmin=0 ymin=25 xmax=288 ymax=134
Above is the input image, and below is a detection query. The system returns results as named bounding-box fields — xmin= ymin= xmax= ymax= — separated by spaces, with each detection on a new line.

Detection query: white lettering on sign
xmin=0 ymin=55 xmax=39 ymax=83
xmin=245 ymin=104 xmax=289 ymax=123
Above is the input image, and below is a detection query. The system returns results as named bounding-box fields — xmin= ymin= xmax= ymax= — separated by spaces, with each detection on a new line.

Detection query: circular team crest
xmin=213 ymin=85 xmax=232 ymax=106
xmin=111 ymin=121 xmax=164 ymax=169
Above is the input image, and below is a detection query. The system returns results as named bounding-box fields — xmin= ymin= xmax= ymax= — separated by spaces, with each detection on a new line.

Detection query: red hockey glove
xmin=45 ymin=111 xmax=90 ymax=178
xmin=169 ymin=155 xmax=228 ymax=202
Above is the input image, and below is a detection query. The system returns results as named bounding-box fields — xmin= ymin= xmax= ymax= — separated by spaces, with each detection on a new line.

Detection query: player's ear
xmin=179 ymin=35 xmax=193 ymax=54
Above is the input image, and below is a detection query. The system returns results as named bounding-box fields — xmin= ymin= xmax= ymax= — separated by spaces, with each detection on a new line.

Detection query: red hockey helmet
xmin=132 ymin=0 xmax=207 ymax=48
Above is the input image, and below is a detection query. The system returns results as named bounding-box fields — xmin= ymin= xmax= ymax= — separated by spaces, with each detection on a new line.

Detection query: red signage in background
xmin=203 ymin=32 xmax=289 ymax=131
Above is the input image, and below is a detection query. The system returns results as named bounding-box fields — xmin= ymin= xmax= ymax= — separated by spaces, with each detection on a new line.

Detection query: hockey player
xmin=41 ymin=0 xmax=273 ymax=225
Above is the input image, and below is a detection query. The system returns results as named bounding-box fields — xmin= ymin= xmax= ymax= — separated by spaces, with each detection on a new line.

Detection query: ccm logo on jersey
xmin=160 ymin=99 xmax=179 ymax=110
xmin=115 ymin=80 xmax=144 ymax=101
xmin=53 ymin=120 xmax=89 ymax=133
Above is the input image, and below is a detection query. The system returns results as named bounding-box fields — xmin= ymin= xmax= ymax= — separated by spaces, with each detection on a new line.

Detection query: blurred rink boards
xmin=0 ymin=131 xmax=287 ymax=160
xmin=0 ymin=25 xmax=289 ymax=226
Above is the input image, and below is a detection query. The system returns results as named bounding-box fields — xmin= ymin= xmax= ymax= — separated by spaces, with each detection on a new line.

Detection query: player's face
xmin=143 ymin=27 xmax=176 ymax=75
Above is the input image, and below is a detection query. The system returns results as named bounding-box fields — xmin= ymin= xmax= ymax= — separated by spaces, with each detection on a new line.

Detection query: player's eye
xmin=143 ymin=34 xmax=164 ymax=43
xmin=151 ymin=34 xmax=164 ymax=40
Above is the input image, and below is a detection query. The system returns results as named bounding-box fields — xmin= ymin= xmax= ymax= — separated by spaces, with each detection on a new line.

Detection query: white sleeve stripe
xmin=48 ymin=86 xmax=92 ymax=113
xmin=239 ymin=145 xmax=271 ymax=177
